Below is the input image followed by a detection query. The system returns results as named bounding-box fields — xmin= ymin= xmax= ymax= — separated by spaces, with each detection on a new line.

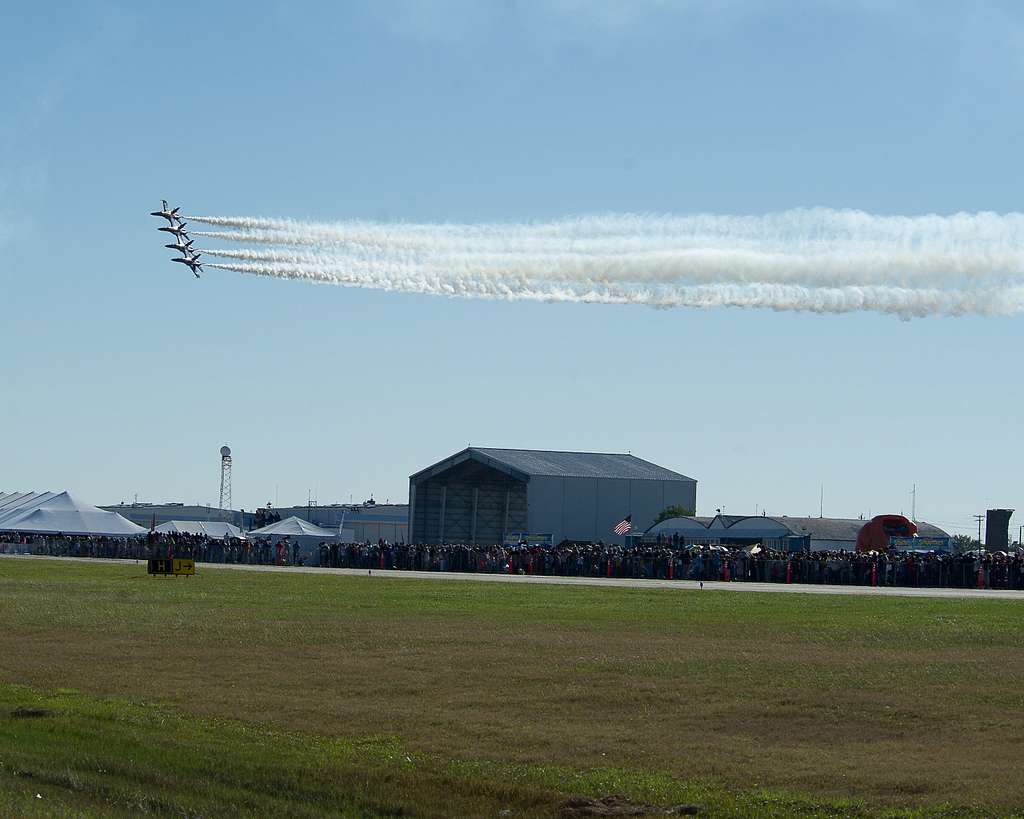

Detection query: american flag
xmin=613 ymin=515 xmax=632 ymax=536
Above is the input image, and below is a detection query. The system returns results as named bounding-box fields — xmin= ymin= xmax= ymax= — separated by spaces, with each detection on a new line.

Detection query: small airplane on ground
xmin=171 ymin=249 xmax=203 ymax=278
xmin=150 ymin=200 xmax=181 ymax=225
xmin=164 ymin=238 xmax=195 ymax=254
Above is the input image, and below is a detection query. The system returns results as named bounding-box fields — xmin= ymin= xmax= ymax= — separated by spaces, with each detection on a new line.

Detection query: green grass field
xmin=1 ymin=558 xmax=1022 ymax=818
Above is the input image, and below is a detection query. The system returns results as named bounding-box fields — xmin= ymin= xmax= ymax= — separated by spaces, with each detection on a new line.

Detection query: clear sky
xmin=3 ymin=1 xmax=1022 ymax=536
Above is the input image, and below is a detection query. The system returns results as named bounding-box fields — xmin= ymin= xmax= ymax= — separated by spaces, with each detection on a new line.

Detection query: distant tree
xmin=951 ymin=534 xmax=979 ymax=553
xmin=653 ymin=505 xmax=696 ymax=525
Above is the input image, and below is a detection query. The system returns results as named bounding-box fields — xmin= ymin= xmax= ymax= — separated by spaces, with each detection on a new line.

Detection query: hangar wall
xmin=527 ymin=475 xmax=697 ymax=545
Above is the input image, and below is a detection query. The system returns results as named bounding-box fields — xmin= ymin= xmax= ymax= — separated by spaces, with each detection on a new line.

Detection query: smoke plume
xmin=186 ymin=209 xmax=1024 ymax=318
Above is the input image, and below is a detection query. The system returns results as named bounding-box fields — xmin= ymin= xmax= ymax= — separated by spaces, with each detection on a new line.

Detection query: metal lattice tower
xmin=219 ymin=446 xmax=232 ymax=510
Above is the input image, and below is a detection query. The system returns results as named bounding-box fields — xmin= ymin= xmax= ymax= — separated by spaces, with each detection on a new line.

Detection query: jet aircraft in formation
xmin=150 ymin=201 xmax=180 ymax=224
xmin=151 ymin=200 xmax=202 ymax=277
xmin=172 ymin=249 xmax=204 ymax=277
xmin=164 ymin=238 xmax=195 ymax=254
xmin=158 ymin=221 xmax=190 ymax=238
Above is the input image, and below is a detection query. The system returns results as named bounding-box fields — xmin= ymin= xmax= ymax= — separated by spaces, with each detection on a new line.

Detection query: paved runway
xmin=3 ymin=553 xmax=1023 ymax=600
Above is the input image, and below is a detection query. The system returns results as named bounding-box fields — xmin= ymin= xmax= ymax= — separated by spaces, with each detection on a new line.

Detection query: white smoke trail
xmin=193 ymin=227 xmax=1024 ymax=289
xmin=188 ymin=209 xmax=1024 ymax=253
xmin=187 ymin=208 xmax=1024 ymax=317
xmin=201 ymin=242 xmax=1024 ymax=290
xmin=204 ymin=260 xmax=1024 ymax=318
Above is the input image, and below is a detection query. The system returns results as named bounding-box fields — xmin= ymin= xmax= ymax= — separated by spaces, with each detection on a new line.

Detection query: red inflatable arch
xmin=856 ymin=514 xmax=918 ymax=552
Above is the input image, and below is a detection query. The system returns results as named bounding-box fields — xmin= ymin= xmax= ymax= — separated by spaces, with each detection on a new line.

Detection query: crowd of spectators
xmin=4 ymin=531 xmax=1024 ymax=590
xmin=251 ymin=507 xmax=282 ymax=530
xmin=0 ymin=532 xmax=297 ymax=566
xmin=318 ymin=541 xmax=1024 ymax=590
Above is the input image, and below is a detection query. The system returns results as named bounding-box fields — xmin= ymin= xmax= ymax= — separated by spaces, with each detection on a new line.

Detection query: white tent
xmin=246 ymin=516 xmax=337 ymax=540
xmin=154 ymin=520 xmax=245 ymax=539
xmin=246 ymin=515 xmax=339 ymax=566
xmin=0 ymin=491 xmax=60 ymax=521
xmin=0 ymin=491 xmax=147 ymax=537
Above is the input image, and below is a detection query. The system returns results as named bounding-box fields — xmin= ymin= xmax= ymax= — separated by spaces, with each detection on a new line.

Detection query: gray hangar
xmin=408 ymin=447 xmax=697 ymax=546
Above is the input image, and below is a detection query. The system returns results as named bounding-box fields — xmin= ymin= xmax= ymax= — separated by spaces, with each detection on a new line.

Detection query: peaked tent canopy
xmin=154 ymin=520 xmax=245 ymax=539
xmin=246 ymin=516 xmax=337 ymax=540
xmin=0 ymin=491 xmax=147 ymax=537
xmin=0 ymin=491 xmax=61 ymax=522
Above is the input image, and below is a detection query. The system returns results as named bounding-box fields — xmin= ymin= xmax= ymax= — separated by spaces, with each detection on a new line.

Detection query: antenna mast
xmin=219 ymin=446 xmax=232 ymax=510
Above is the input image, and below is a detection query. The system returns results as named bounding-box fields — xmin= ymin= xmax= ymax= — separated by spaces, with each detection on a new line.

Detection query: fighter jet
xmin=158 ymin=220 xmax=189 ymax=239
xmin=171 ymin=250 xmax=203 ymax=278
xmin=164 ymin=238 xmax=195 ymax=255
xmin=150 ymin=200 xmax=181 ymax=225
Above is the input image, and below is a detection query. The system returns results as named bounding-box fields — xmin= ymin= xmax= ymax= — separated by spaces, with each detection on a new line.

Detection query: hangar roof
xmin=411 ymin=448 xmax=695 ymax=483
xmin=773 ymin=516 xmax=949 ymax=541
xmin=649 ymin=514 xmax=950 ymax=541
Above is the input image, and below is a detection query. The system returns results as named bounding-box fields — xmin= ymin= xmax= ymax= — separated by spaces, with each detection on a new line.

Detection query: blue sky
xmin=3 ymin=1 xmax=1022 ymax=535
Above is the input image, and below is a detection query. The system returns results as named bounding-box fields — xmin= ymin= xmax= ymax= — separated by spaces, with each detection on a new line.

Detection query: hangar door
xmin=412 ymin=459 xmax=527 ymax=544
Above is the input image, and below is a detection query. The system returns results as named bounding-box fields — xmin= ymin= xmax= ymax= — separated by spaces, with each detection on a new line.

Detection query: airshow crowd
xmin=3 ymin=531 xmax=1024 ymax=590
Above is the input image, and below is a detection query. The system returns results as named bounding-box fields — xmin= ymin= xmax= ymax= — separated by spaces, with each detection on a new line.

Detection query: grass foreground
xmin=1 ymin=557 xmax=1022 ymax=817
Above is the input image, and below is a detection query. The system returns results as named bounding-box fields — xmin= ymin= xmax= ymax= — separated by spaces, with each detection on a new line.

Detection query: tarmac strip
xmin=3 ymin=553 xmax=1024 ymax=600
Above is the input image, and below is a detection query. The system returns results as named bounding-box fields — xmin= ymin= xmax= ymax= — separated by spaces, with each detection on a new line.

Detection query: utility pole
xmin=911 ymin=483 xmax=916 ymax=522
xmin=974 ymin=514 xmax=984 ymax=547
xmin=819 ymin=484 xmax=823 ymax=518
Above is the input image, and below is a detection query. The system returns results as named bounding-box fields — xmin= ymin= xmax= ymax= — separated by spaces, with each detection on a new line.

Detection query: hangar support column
xmin=471 ymin=488 xmax=479 ymax=544
xmin=439 ymin=486 xmax=447 ymax=544
xmin=503 ymin=489 xmax=510 ymax=544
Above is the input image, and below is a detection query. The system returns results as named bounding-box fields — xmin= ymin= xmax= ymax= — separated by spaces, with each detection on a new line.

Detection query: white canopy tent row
xmin=0 ymin=491 xmax=147 ymax=537
xmin=154 ymin=520 xmax=246 ymax=539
